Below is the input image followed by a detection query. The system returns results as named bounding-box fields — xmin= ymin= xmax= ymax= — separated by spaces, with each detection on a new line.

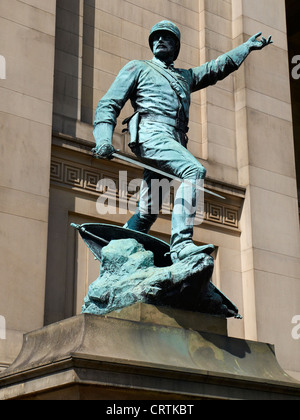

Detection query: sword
xmin=110 ymin=152 xmax=225 ymax=200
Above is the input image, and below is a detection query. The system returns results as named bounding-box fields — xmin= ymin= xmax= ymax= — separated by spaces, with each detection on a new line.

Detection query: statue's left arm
xmin=190 ymin=32 xmax=273 ymax=92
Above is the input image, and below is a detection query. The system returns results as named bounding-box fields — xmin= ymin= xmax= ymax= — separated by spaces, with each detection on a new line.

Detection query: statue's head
xmin=149 ymin=21 xmax=181 ymax=61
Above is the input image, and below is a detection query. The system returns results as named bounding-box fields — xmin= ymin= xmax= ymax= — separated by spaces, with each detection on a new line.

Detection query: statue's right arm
xmin=92 ymin=61 xmax=140 ymax=158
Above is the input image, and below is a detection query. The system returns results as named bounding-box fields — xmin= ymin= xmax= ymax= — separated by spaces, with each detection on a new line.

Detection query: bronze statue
xmin=92 ymin=21 xmax=272 ymax=264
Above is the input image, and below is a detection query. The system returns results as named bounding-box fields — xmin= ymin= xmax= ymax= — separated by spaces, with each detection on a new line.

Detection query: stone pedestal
xmin=0 ymin=304 xmax=299 ymax=400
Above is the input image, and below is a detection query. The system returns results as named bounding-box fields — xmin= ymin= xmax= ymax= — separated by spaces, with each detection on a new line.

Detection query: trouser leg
xmin=170 ymin=175 xmax=203 ymax=250
xmin=124 ymin=169 xmax=168 ymax=233
xmin=125 ymin=133 xmax=206 ymax=246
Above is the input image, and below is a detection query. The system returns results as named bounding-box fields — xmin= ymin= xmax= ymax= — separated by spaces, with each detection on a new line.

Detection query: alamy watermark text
xmin=0 ymin=316 xmax=6 ymax=340
xmin=292 ymin=55 xmax=300 ymax=80
xmin=96 ymin=171 xmax=205 ymax=226
xmin=0 ymin=55 xmax=6 ymax=80
xmin=291 ymin=315 xmax=300 ymax=340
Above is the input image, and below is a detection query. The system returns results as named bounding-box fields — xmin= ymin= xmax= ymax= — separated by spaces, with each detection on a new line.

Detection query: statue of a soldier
xmin=93 ymin=21 xmax=272 ymax=264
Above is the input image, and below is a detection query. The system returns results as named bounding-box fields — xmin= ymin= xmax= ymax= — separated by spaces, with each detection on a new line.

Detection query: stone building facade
xmin=0 ymin=0 xmax=299 ymax=382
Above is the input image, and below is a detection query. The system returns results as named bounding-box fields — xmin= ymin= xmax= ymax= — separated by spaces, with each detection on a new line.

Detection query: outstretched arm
xmin=190 ymin=32 xmax=273 ymax=91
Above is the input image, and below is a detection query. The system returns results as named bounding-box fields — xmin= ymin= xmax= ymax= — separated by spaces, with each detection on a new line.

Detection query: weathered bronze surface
xmin=82 ymin=22 xmax=273 ymax=318
xmin=73 ymin=223 xmax=241 ymax=318
xmin=92 ymin=20 xmax=272 ymax=261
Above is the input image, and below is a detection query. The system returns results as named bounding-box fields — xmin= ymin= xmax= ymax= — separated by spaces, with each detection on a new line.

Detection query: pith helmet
xmin=149 ymin=20 xmax=181 ymax=60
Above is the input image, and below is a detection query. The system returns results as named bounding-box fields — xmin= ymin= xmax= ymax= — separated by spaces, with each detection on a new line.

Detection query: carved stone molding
xmin=50 ymin=157 xmax=241 ymax=232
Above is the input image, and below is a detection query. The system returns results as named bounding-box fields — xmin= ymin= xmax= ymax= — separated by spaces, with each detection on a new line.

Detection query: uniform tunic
xmin=94 ymin=45 xmax=249 ymax=135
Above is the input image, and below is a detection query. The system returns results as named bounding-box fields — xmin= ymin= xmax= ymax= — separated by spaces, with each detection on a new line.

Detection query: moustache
xmin=156 ymin=43 xmax=167 ymax=48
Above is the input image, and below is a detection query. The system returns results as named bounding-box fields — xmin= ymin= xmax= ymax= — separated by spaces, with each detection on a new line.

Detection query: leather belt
xmin=141 ymin=113 xmax=189 ymax=134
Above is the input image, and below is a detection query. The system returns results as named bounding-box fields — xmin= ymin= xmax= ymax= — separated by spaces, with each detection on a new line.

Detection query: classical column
xmin=233 ymin=0 xmax=300 ymax=376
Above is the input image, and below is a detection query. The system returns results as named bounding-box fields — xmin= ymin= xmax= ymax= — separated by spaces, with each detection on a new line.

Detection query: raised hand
xmin=247 ymin=32 xmax=273 ymax=51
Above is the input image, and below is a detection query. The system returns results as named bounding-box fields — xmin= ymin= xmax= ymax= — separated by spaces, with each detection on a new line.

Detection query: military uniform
xmin=93 ymin=21 xmax=252 ymax=261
